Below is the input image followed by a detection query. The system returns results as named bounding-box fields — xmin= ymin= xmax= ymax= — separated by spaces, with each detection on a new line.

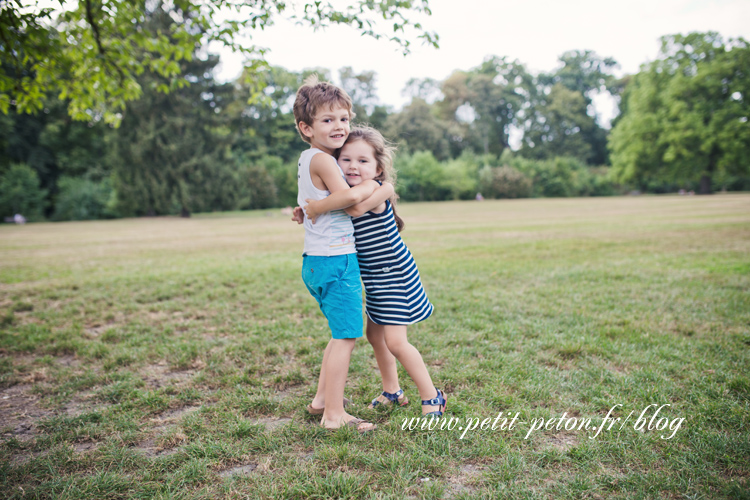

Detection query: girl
xmin=304 ymin=126 xmax=447 ymax=418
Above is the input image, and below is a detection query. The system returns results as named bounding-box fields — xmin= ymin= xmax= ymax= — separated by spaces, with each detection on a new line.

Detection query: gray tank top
xmin=297 ymin=148 xmax=356 ymax=256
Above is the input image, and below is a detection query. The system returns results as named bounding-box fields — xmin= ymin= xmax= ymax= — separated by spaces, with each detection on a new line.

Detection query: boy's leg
xmin=310 ymin=339 xmax=333 ymax=410
xmin=320 ymin=338 xmax=354 ymax=422
xmin=383 ymin=325 xmax=441 ymax=415
xmin=320 ymin=338 xmax=374 ymax=431
xmin=366 ymin=318 xmax=400 ymax=394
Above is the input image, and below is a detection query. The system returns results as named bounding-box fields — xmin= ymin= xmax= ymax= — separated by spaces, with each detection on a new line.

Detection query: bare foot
xmin=321 ymin=413 xmax=376 ymax=432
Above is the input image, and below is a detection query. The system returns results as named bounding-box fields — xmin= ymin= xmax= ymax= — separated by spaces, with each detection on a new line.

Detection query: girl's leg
xmin=383 ymin=325 xmax=441 ymax=415
xmin=366 ymin=318 xmax=400 ymax=394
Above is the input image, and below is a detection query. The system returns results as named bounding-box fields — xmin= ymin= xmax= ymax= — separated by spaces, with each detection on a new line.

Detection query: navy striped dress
xmin=352 ymin=200 xmax=434 ymax=325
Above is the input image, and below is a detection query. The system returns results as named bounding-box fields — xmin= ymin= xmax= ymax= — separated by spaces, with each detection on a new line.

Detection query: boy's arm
xmin=343 ymin=182 xmax=395 ymax=218
xmin=304 ymin=181 xmax=382 ymax=221
xmin=306 ymin=182 xmax=393 ymax=222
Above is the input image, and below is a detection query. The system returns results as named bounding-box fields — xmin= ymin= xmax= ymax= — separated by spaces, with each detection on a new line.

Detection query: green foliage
xmin=396 ymin=151 xmax=451 ymax=202
xmin=548 ymin=50 xmax=619 ymax=98
xmin=443 ymin=154 xmax=481 ymax=200
xmin=486 ymin=152 xmax=616 ymax=198
xmin=532 ymin=157 xmax=578 ymax=197
xmin=1 ymin=1 xmax=438 ymax=125
xmin=0 ymin=163 xmax=47 ymax=219
xmin=0 ymin=95 xmax=111 ymax=213
xmin=227 ymin=66 xmax=308 ymax=163
xmin=520 ymin=84 xmax=599 ymax=163
xmin=52 ymin=176 xmax=115 ymax=221
xmin=610 ymin=32 xmax=750 ymax=193
xmin=109 ymin=10 xmax=239 ymax=217
xmin=10 ymin=28 xmax=750 ymax=220
xmin=237 ymin=162 xmax=278 ymax=210
xmin=479 ymin=165 xmax=532 ymax=199
xmin=520 ymin=50 xmax=617 ymax=165
xmin=391 ymin=150 xmax=614 ymax=202
xmin=262 ymin=156 xmax=299 ymax=208
xmin=435 ymin=58 xmax=533 ymax=159
xmin=339 ymin=67 xmax=382 ymax=126
xmin=385 ymin=98 xmax=451 ymax=160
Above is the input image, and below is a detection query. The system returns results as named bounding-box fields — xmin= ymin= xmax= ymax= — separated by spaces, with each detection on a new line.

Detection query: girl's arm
xmin=304 ymin=180 xmax=382 ymax=222
xmin=344 ymin=182 xmax=394 ymax=218
xmin=291 ymin=206 xmax=304 ymax=224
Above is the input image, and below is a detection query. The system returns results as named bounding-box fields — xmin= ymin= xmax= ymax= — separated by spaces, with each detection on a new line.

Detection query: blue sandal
xmin=369 ymin=389 xmax=409 ymax=409
xmin=421 ymin=388 xmax=447 ymax=418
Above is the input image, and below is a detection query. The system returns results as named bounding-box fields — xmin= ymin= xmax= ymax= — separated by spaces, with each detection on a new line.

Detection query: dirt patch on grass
xmin=0 ymin=383 xmax=51 ymax=442
xmin=62 ymin=390 xmax=112 ymax=417
xmin=55 ymin=354 xmax=79 ymax=367
xmin=606 ymin=362 xmax=631 ymax=375
xmin=134 ymin=437 xmax=181 ymax=458
xmin=218 ymin=463 xmax=257 ymax=478
xmin=543 ymin=433 xmax=578 ymax=452
xmin=159 ymin=404 xmax=203 ymax=420
xmin=446 ymin=463 xmax=483 ymax=498
xmin=250 ymin=416 xmax=292 ymax=431
xmin=9 ymin=449 xmax=47 ymax=466
xmin=84 ymin=325 xmax=111 ymax=338
xmin=73 ymin=441 xmax=101 ymax=453
xmin=132 ymin=409 xmax=197 ymax=458
xmin=139 ymin=361 xmax=196 ymax=389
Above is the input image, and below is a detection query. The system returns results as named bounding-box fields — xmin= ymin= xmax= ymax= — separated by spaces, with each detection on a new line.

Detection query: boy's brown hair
xmin=293 ymin=74 xmax=355 ymax=144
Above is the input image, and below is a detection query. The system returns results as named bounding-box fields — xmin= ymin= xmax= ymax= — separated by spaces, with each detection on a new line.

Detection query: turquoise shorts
xmin=302 ymin=253 xmax=363 ymax=339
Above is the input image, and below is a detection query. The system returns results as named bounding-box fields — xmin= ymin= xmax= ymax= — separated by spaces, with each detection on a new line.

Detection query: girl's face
xmin=339 ymin=140 xmax=381 ymax=187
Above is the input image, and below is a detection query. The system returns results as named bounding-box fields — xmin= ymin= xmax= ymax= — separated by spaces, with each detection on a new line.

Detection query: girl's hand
xmin=291 ymin=206 xmax=304 ymax=224
xmin=304 ymin=199 xmax=322 ymax=224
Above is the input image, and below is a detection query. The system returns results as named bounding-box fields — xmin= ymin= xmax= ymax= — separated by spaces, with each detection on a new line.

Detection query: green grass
xmin=0 ymin=194 xmax=748 ymax=499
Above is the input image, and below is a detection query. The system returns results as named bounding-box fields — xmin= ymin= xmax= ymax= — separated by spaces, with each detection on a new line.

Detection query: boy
xmin=293 ymin=75 xmax=392 ymax=432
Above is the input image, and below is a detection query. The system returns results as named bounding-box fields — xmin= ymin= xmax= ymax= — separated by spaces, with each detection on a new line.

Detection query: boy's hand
xmin=291 ymin=206 xmax=305 ymax=224
xmin=304 ymin=199 xmax=322 ymax=224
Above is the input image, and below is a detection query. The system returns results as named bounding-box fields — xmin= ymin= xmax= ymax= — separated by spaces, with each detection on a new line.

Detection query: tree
xmin=339 ymin=67 xmax=386 ymax=128
xmin=438 ymin=57 xmax=533 ymax=158
xmin=0 ymin=163 xmax=47 ymax=219
xmin=0 ymin=95 xmax=110 ymax=217
xmin=1 ymin=0 xmax=438 ymax=125
xmin=519 ymin=83 xmax=599 ymax=162
xmin=52 ymin=176 xmax=114 ymax=221
xmin=110 ymin=8 xmax=238 ymax=217
xmin=466 ymin=57 xmax=532 ymax=157
xmin=609 ymin=32 xmax=750 ymax=193
xmin=226 ymin=65 xmax=307 ymax=163
xmin=384 ymin=98 xmax=451 ymax=160
xmin=521 ymin=50 xmax=617 ymax=164
xmin=547 ymin=50 xmax=618 ymax=102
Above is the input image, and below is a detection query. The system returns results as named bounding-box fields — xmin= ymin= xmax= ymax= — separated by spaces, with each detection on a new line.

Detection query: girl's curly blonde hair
xmin=338 ymin=126 xmax=405 ymax=231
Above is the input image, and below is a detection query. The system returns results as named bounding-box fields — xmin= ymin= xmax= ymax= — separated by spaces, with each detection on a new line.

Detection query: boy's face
xmin=299 ymin=105 xmax=351 ymax=155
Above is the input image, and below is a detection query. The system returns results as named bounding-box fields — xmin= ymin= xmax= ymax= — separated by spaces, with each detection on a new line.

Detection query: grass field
xmin=0 ymin=194 xmax=749 ymax=499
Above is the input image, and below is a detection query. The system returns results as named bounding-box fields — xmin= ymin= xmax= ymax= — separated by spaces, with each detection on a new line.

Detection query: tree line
xmin=1 ymin=4 xmax=747 ymax=221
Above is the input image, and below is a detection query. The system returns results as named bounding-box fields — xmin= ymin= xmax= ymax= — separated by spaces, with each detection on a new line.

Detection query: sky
xmin=214 ymin=0 xmax=750 ymax=123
